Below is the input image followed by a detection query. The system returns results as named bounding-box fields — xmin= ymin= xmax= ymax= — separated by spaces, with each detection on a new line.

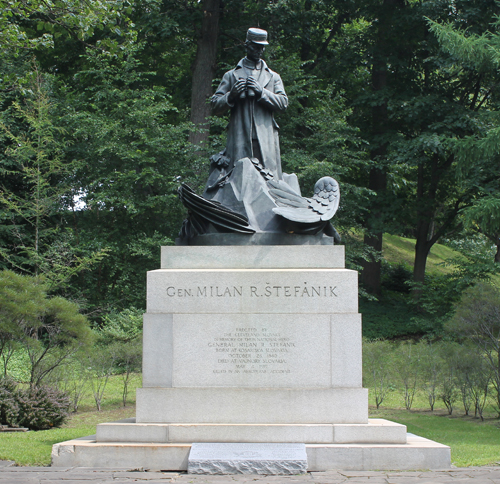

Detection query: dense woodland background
xmin=1 ymin=0 xmax=499 ymax=339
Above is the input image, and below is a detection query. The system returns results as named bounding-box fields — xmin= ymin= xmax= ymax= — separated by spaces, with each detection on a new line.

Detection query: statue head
xmin=245 ymin=28 xmax=268 ymax=62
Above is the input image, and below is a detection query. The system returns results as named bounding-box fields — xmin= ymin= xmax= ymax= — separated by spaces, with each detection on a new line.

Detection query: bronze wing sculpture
xmin=268 ymin=176 xmax=341 ymax=240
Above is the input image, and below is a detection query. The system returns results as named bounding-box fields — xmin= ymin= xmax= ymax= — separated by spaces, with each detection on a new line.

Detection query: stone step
xmin=96 ymin=418 xmax=407 ymax=445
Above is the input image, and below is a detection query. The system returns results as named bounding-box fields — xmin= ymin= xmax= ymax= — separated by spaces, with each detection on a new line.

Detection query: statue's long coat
xmin=211 ymin=59 xmax=288 ymax=180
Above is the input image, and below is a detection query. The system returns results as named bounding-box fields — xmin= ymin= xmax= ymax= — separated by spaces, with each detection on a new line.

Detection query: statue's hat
xmin=246 ymin=28 xmax=269 ymax=45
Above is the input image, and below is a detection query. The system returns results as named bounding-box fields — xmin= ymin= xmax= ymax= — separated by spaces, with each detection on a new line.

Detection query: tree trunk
xmin=360 ymin=1 xmax=392 ymax=296
xmin=300 ymin=0 xmax=312 ymax=62
xmin=189 ymin=0 xmax=221 ymax=152
xmin=411 ymin=154 xmax=458 ymax=299
xmin=412 ymin=159 xmax=434 ymax=299
xmin=362 ymin=230 xmax=384 ymax=296
xmin=413 ymin=226 xmax=432 ymax=288
xmin=360 ymin=0 xmax=407 ymax=295
xmin=361 ymin=165 xmax=387 ymax=296
xmin=495 ymin=238 xmax=500 ymax=263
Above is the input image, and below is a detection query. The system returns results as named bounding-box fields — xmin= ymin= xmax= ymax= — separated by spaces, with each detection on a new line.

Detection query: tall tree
xmin=0 ymin=66 xmax=106 ymax=289
xmin=327 ymin=0 xmax=500 ymax=296
xmin=429 ymin=16 xmax=500 ymax=264
xmin=58 ymin=47 xmax=193 ymax=313
xmin=189 ymin=0 xmax=221 ymax=151
xmin=359 ymin=0 xmax=405 ymax=296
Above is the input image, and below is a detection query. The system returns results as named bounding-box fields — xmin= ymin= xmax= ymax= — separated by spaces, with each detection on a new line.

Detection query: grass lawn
xmin=369 ymin=388 xmax=500 ymax=467
xmin=383 ymin=233 xmax=500 ymax=285
xmin=372 ymin=408 xmax=500 ymax=467
xmin=1 ymin=374 xmax=499 ymax=468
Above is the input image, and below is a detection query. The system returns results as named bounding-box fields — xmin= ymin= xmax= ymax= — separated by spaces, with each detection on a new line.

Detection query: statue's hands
xmin=228 ymin=79 xmax=247 ymax=103
xmin=247 ymin=76 xmax=263 ymax=97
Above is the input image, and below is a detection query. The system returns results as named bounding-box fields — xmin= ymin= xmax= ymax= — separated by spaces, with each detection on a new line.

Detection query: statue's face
xmin=246 ymin=42 xmax=265 ymax=62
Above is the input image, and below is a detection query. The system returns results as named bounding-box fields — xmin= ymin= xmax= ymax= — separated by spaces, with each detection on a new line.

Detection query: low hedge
xmin=0 ymin=377 xmax=70 ymax=430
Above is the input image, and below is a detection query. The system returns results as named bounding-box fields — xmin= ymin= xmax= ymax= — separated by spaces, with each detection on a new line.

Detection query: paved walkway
xmin=1 ymin=463 xmax=500 ymax=484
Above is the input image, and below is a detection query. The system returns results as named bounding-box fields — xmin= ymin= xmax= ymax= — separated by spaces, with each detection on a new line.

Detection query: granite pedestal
xmin=52 ymin=244 xmax=450 ymax=471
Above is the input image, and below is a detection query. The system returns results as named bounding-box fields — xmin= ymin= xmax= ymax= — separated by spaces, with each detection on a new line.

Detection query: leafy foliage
xmin=0 ymin=270 xmax=92 ymax=386
xmin=96 ymin=307 xmax=143 ymax=345
xmin=413 ymin=251 xmax=498 ymax=318
xmin=57 ymin=46 xmax=193 ymax=313
xmin=448 ymin=282 xmax=500 ymax=416
xmin=381 ymin=263 xmax=412 ymax=294
xmin=0 ymin=0 xmax=136 ymax=59
xmin=0 ymin=0 xmax=498 ymax=334
xmin=428 ymin=15 xmax=500 ymax=265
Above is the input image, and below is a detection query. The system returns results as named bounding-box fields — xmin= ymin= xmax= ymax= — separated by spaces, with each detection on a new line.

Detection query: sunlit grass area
xmin=1 ymin=374 xmax=499 ymax=468
xmin=371 ymin=407 xmax=500 ymax=467
xmin=382 ymin=234 xmax=462 ymax=275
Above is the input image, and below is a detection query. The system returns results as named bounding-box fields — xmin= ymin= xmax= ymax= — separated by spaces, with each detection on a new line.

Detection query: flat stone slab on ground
xmin=187 ymin=443 xmax=308 ymax=475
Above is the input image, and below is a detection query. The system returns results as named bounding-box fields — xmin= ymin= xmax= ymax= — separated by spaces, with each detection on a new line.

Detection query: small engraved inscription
xmin=209 ymin=327 xmax=295 ymax=374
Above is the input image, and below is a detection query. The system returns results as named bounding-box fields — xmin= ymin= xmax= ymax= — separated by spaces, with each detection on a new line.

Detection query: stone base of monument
xmin=52 ymin=244 xmax=451 ymax=472
xmin=52 ymin=426 xmax=450 ymax=471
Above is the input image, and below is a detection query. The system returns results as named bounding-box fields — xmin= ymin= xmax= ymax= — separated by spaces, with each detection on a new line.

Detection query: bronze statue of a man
xmin=211 ymin=28 xmax=288 ymax=180
xmin=177 ymin=28 xmax=340 ymax=242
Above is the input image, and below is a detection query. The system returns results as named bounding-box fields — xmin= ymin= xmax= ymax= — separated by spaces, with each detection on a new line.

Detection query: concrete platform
xmin=51 ymin=429 xmax=450 ymax=471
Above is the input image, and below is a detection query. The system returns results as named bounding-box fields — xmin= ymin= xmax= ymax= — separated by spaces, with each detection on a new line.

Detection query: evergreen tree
xmin=429 ymin=16 xmax=500 ymax=264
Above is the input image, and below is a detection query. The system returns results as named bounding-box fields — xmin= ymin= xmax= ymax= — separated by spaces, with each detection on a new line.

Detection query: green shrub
xmin=382 ymin=263 xmax=412 ymax=293
xmin=362 ymin=339 xmax=394 ymax=408
xmin=360 ymin=294 xmax=436 ymax=339
xmin=0 ymin=377 xmax=20 ymax=427
xmin=418 ymin=342 xmax=443 ymax=412
xmin=0 ymin=378 xmax=70 ymax=430
xmin=16 ymin=386 xmax=70 ymax=430
xmin=94 ymin=307 xmax=143 ymax=407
